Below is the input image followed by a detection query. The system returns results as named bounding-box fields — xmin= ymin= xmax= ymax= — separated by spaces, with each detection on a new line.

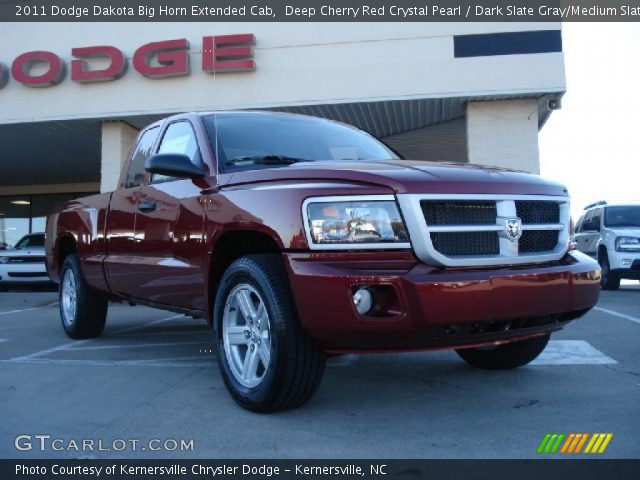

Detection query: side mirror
xmin=145 ymin=153 xmax=205 ymax=179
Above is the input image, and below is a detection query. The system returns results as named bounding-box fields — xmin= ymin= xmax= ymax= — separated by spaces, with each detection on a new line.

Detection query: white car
xmin=0 ymin=233 xmax=51 ymax=290
xmin=574 ymin=202 xmax=640 ymax=290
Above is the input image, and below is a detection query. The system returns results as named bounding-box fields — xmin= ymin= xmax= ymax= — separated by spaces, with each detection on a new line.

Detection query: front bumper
xmin=284 ymin=250 xmax=600 ymax=352
xmin=608 ymin=249 xmax=640 ymax=279
xmin=0 ymin=263 xmax=51 ymax=285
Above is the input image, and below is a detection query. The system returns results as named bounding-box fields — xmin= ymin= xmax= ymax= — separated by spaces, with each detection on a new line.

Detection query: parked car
xmin=0 ymin=233 xmax=51 ymax=290
xmin=574 ymin=201 xmax=640 ymax=289
xmin=45 ymin=111 xmax=600 ymax=412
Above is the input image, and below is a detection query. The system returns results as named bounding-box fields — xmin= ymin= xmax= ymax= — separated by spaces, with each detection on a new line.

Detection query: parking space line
xmin=113 ymin=329 xmax=208 ymax=336
xmin=66 ymin=340 xmax=211 ymax=350
xmin=327 ymin=354 xmax=360 ymax=367
xmin=0 ymin=306 xmax=48 ymax=316
xmin=11 ymin=338 xmax=94 ymax=361
xmin=531 ymin=340 xmax=617 ymax=366
xmin=9 ymin=313 xmax=184 ymax=361
xmin=594 ymin=306 xmax=640 ymax=326
xmin=110 ymin=313 xmax=186 ymax=335
xmin=1 ymin=357 xmax=214 ymax=368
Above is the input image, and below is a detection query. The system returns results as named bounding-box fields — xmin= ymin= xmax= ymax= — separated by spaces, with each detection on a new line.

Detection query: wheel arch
xmin=597 ymin=243 xmax=608 ymax=262
xmin=47 ymin=234 xmax=78 ymax=283
xmin=57 ymin=235 xmax=78 ymax=270
xmin=206 ymin=228 xmax=283 ymax=326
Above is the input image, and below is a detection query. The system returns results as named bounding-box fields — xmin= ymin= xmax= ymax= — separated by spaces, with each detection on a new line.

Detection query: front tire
xmin=599 ymin=251 xmax=620 ymax=290
xmin=59 ymin=254 xmax=108 ymax=339
xmin=213 ymin=254 xmax=325 ymax=412
xmin=456 ymin=334 xmax=550 ymax=370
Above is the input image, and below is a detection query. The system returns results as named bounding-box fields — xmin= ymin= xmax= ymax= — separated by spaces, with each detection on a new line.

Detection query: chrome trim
xmin=302 ymin=195 xmax=411 ymax=251
xmin=522 ymin=223 xmax=564 ymax=231
xmin=428 ymin=225 xmax=503 ymax=232
xmin=396 ymin=194 xmax=570 ymax=267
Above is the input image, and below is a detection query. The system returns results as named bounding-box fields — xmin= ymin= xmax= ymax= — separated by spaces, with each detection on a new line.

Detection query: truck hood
xmin=611 ymin=228 xmax=640 ymax=237
xmin=1 ymin=247 xmax=45 ymax=257
xmin=218 ymin=160 xmax=568 ymax=196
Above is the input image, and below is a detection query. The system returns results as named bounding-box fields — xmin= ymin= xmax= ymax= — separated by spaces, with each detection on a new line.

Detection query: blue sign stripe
xmin=454 ymin=30 xmax=562 ymax=58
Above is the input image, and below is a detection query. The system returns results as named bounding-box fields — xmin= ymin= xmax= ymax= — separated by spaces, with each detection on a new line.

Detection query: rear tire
xmin=456 ymin=334 xmax=550 ymax=370
xmin=59 ymin=254 xmax=108 ymax=339
xmin=213 ymin=254 xmax=326 ymax=412
xmin=599 ymin=251 xmax=620 ymax=290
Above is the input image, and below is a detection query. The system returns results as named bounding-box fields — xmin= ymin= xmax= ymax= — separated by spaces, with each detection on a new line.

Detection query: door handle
xmin=138 ymin=201 xmax=157 ymax=212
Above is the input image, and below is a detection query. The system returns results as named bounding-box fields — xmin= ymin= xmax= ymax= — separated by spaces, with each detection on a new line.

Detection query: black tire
xmin=456 ymin=334 xmax=550 ymax=370
xmin=599 ymin=251 xmax=620 ymax=290
xmin=59 ymin=254 xmax=108 ymax=339
xmin=213 ymin=254 xmax=325 ymax=412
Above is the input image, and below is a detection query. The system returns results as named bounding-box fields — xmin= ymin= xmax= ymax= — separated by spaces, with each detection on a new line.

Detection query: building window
xmin=0 ymin=193 xmax=97 ymax=249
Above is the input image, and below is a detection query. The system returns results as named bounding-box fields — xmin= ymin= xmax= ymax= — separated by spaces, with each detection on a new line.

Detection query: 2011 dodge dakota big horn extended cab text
xmin=45 ymin=112 xmax=600 ymax=412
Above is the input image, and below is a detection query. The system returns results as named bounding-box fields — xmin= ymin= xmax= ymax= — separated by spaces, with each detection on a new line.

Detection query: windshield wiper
xmin=225 ymin=155 xmax=312 ymax=166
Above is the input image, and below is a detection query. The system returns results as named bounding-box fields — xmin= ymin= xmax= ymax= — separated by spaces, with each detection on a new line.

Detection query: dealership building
xmin=0 ymin=22 xmax=565 ymax=247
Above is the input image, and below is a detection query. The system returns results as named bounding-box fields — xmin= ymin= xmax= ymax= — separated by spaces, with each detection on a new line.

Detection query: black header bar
xmin=2 ymin=0 xmax=640 ymax=22
xmin=2 ymin=459 xmax=640 ymax=480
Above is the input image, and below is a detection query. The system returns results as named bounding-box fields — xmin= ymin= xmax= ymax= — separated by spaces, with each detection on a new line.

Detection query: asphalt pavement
xmin=0 ymin=282 xmax=638 ymax=459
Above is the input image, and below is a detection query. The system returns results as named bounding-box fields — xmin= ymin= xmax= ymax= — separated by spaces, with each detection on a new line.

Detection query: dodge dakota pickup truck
xmin=45 ymin=111 xmax=601 ymax=412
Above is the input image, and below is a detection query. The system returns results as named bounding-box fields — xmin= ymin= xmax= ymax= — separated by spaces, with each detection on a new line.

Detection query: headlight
xmin=303 ymin=195 xmax=410 ymax=249
xmin=615 ymin=236 xmax=640 ymax=251
xmin=0 ymin=256 xmax=8 ymax=264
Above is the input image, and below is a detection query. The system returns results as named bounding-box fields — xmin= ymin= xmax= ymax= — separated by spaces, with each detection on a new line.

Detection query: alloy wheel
xmin=222 ymin=283 xmax=272 ymax=388
xmin=61 ymin=268 xmax=77 ymax=326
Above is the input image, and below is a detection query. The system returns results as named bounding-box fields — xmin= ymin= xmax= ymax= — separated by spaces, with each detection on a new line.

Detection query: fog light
xmin=353 ymin=288 xmax=373 ymax=315
xmin=621 ymin=259 xmax=632 ymax=266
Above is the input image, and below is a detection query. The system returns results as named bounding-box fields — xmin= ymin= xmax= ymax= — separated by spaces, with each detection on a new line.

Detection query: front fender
xmin=208 ymin=181 xmax=394 ymax=250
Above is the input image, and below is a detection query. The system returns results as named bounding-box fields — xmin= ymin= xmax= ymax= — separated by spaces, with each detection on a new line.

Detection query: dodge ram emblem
xmin=504 ymin=217 xmax=523 ymax=242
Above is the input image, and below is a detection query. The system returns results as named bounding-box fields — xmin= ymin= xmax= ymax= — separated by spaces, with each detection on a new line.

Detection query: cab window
xmin=590 ymin=209 xmax=602 ymax=231
xmin=152 ymin=121 xmax=203 ymax=183
xmin=123 ymin=127 xmax=160 ymax=188
xmin=581 ymin=209 xmax=601 ymax=232
xmin=578 ymin=210 xmax=593 ymax=232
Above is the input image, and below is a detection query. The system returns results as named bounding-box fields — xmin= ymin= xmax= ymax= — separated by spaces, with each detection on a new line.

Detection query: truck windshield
xmin=14 ymin=233 xmax=45 ymax=249
xmin=604 ymin=206 xmax=640 ymax=227
xmin=203 ymin=113 xmax=398 ymax=172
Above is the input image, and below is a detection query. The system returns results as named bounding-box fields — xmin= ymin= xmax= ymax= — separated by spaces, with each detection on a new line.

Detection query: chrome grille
xmin=396 ymin=194 xmax=570 ymax=267
xmin=421 ymin=201 xmax=496 ymax=225
xmin=519 ymin=231 xmax=559 ymax=253
xmin=8 ymin=256 xmax=45 ymax=264
xmin=431 ymin=231 xmax=499 ymax=256
xmin=516 ymin=201 xmax=560 ymax=224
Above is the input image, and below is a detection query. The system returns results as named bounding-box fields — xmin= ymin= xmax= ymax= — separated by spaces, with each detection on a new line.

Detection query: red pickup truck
xmin=46 ymin=111 xmax=600 ymax=412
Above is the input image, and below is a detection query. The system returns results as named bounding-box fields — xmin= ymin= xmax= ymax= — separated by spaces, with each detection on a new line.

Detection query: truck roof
xmin=144 ymin=110 xmax=345 ymax=130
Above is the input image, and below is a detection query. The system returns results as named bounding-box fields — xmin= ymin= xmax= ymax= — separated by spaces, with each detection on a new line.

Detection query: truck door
xmin=573 ymin=211 xmax=591 ymax=255
xmin=585 ymin=208 xmax=603 ymax=255
xmin=129 ymin=120 xmax=206 ymax=309
xmin=104 ymin=126 xmax=160 ymax=295
xmin=575 ymin=208 xmax=601 ymax=257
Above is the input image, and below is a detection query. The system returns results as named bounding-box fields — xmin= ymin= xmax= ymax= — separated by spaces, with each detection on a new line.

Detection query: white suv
xmin=574 ymin=202 xmax=640 ymax=290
